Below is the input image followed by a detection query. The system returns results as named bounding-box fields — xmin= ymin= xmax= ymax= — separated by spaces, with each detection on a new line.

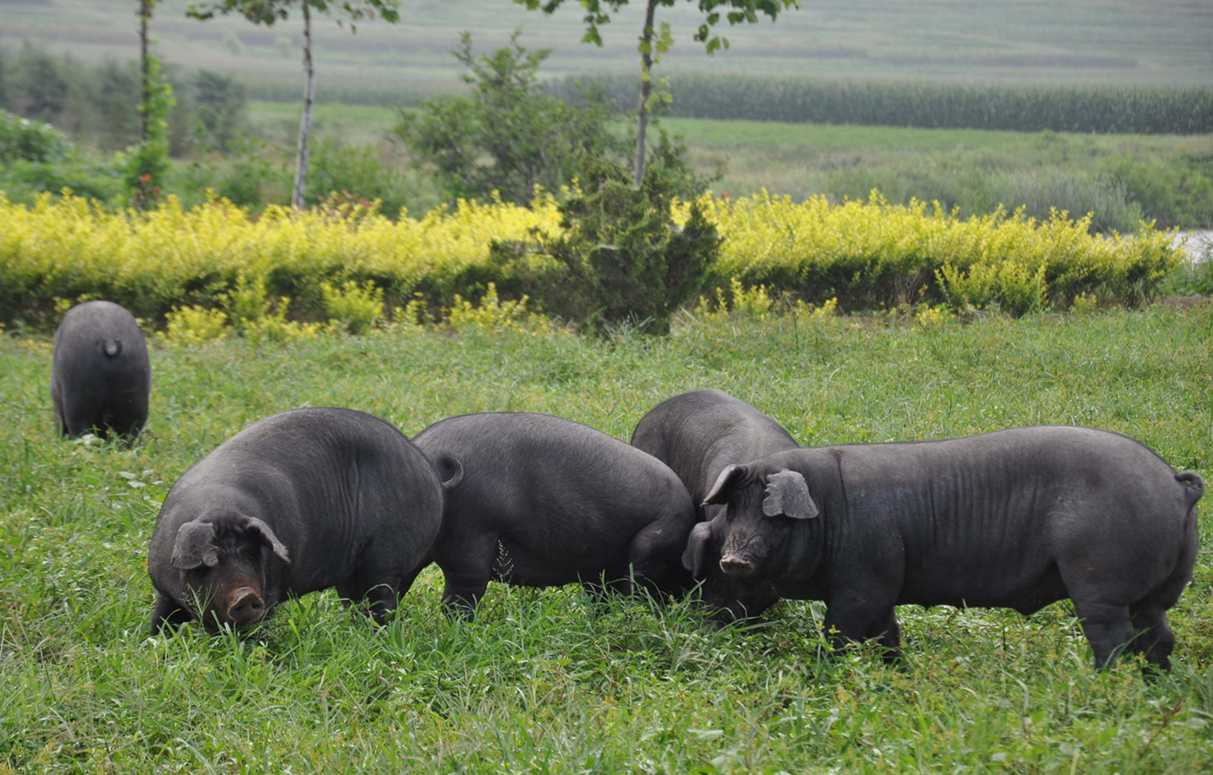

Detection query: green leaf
xmin=656 ymin=22 xmax=674 ymax=56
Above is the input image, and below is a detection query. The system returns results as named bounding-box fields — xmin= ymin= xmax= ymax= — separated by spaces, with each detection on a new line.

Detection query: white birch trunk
xmin=292 ymin=1 xmax=315 ymax=210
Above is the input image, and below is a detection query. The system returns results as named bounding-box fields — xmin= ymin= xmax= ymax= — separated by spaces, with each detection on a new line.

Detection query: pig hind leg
xmin=1128 ymin=607 xmax=1174 ymax=671
xmin=437 ymin=535 xmax=497 ymax=619
xmin=52 ymin=387 xmax=68 ymax=437
xmin=1128 ymin=517 xmax=1196 ymax=671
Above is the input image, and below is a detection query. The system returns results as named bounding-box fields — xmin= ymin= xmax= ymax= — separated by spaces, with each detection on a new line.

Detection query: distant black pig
xmin=51 ymin=300 xmax=150 ymax=439
xmin=630 ymin=389 xmax=796 ymax=620
xmin=705 ymin=426 xmax=1203 ymax=669
xmin=148 ymin=408 xmax=443 ymax=633
xmin=413 ymin=412 xmax=697 ymax=615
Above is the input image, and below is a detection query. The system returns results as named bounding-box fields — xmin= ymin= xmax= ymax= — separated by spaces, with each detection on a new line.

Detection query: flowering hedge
xmin=702 ymin=192 xmax=1180 ymax=314
xmin=0 ymin=190 xmax=1182 ymax=329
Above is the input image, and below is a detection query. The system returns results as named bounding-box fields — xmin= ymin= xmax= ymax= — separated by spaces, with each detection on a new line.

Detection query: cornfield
xmin=552 ymin=76 xmax=1213 ymax=134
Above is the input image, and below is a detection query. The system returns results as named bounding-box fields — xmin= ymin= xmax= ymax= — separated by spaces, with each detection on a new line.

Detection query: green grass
xmin=248 ymin=101 xmax=407 ymax=149
xmin=665 ymin=118 xmax=1213 ymax=215
xmin=2 ymin=304 xmax=1212 ymax=770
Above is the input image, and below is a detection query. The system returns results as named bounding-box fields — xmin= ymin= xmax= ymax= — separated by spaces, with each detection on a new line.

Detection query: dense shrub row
xmin=704 ymin=193 xmax=1179 ymax=314
xmin=550 ymin=75 xmax=1213 ymax=134
xmin=0 ymin=191 xmax=1182 ymax=332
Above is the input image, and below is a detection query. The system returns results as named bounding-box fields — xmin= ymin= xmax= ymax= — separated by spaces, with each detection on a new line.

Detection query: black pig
xmin=51 ymin=300 xmax=150 ymax=439
xmin=148 ymin=408 xmax=443 ymax=633
xmin=705 ymin=426 xmax=1203 ymax=668
xmin=630 ymin=389 xmax=796 ymax=620
xmin=413 ymin=412 xmax=696 ymax=615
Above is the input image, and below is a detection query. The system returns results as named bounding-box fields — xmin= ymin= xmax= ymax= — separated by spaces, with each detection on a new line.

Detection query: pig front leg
xmin=150 ymin=592 xmax=193 ymax=634
xmin=870 ymin=608 xmax=902 ymax=662
xmin=823 ymin=588 xmax=900 ymax=661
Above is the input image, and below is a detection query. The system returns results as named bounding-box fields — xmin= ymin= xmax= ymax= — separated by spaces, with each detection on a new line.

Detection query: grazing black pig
xmin=51 ymin=300 xmax=150 ymax=439
xmin=630 ymin=389 xmax=796 ymax=620
xmin=413 ymin=412 xmax=696 ymax=615
xmin=148 ymin=408 xmax=443 ymax=633
xmin=704 ymin=426 xmax=1203 ymax=668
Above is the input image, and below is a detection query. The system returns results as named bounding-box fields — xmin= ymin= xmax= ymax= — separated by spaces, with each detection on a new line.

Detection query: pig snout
xmin=225 ymin=586 xmax=266 ymax=626
xmin=719 ymin=553 xmax=755 ymax=577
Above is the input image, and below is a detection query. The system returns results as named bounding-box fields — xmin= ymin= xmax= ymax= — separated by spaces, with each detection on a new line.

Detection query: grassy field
xmin=4 ymin=0 xmax=1212 ymax=103
xmin=1 ymin=304 xmax=1211 ymax=770
xmin=245 ymin=100 xmax=1213 ymax=228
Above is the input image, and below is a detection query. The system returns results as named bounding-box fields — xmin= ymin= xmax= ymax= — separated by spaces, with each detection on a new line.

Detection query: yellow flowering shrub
xmin=322 ymin=280 xmax=384 ymax=335
xmin=914 ymin=303 xmax=953 ymax=328
xmin=446 ymin=283 xmax=549 ymax=334
xmin=0 ymin=189 xmax=1183 ymax=333
xmin=793 ymin=296 xmax=839 ymax=320
xmin=694 ymin=277 xmax=775 ymax=320
xmin=162 ymin=305 xmax=229 ymax=344
xmin=696 ymin=191 xmax=1179 ymax=311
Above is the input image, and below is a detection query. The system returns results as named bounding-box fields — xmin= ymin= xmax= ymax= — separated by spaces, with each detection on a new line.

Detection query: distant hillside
xmin=2 ymin=0 xmax=1211 ymax=102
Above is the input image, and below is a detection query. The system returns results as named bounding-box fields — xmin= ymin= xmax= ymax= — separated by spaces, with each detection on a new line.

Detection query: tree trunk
xmin=139 ymin=0 xmax=152 ymax=142
xmin=633 ymin=0 xmax=657 ymax=186
xmin=292 ymin=1 xmax=316 ymax=210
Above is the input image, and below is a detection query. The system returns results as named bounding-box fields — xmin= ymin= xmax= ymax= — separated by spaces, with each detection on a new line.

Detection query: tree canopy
xmin=515 ymin=0 xmax=798 ymax=51
xmin=185 ymin=0 xmax=399 ymax=27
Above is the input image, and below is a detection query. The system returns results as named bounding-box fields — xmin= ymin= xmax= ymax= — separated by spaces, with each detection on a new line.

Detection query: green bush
xmin=0 ymin=111 xmax=69 ymax=163
xmin=0 ymin=157 xmax=124 ymax=204
xmin=826 ymin=157 xmax=1149 ymax=235
xmin=396 ymin=33 xmax=625 ymax=205
xmin=306 ymin=137 xmax=441 ymax=218
xmin=826 ymin=157 xmax=992 ymax=216
xmin=0 ymin=42 xmax=249 ymax=159
xmin=191 ymin=69 xmax=249 ymax=152
xmin=495 ymin=153 xmax=719 ymax=335
xmin=1162 ymin=259 xmax=1213 ymax=296
xmin=170 ymin=148 xmax=290 ymax=212
xmin=123 ymin=56 xmax=174 ymax=210
xmin=987 ymin=168 xmax=1145 ymax=234
xmin=1102 ymin=155 xmax=1213 ymax=229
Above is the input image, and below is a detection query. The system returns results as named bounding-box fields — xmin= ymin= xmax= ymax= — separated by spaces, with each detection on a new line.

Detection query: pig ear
xmin=433 ymin=453 xmax=464 ymax=490
xmin=703 ymin=464 xmax=748 ymax=506
xmin=681 ymin=521 xmax=713 ymax=579
xmin=762 ymin=470 xmax=819 ymax=520
xmin=171 ymin=520 xmax=219 ymax=570
xmin=242 ymin=516 xmax=291 ymax=564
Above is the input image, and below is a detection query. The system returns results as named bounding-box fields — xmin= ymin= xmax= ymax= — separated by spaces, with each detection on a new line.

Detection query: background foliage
xmin=395 ymin=33 xmax=625 ymax=205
